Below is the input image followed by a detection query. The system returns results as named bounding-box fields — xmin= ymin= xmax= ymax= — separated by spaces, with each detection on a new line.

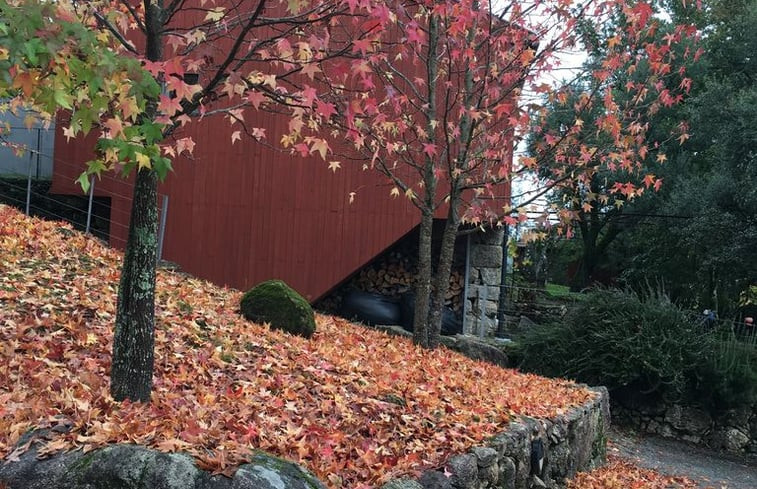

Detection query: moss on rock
xmin=1 ymin=441 xmax=328 ymax=489
xmin=240 ymin=280 xmax=316 ymax=339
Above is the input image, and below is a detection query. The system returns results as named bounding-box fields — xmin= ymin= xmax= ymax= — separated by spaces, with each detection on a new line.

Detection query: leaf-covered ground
xmin=568 ymin=456 xmax=711 ymax=489
xmin=0 ymin=204 xmax=595 ymax=487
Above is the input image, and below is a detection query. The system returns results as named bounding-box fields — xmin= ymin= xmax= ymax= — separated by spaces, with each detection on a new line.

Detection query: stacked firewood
xmin=353 ymin=251 xmax=465 ymax=312
xmin=445 ymin=271 xmax=465 ymax=312
xmin=315 ymin=237 xmax=468 ymax=315
xmin=354 ymin=252 xmax=414 ymax=296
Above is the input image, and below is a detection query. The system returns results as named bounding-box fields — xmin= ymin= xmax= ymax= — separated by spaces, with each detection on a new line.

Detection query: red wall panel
xmin=52 ymin=111 xmax=427 ymax=301
xmin=49 ymin=3 xmax=515 ymax=302
xmin=52 ymin=117 xmax=511 ymax=303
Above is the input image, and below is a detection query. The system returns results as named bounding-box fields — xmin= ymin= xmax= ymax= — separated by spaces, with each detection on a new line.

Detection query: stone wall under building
xmin=464 ymin=228 xmax=506 ymax=336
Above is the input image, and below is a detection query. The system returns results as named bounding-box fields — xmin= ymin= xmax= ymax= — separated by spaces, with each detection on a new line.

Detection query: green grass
xmin=545 ymin=283 xmax=583 ymax=300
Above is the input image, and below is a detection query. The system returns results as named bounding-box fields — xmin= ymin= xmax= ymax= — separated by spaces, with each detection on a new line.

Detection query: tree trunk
xmin=110 ymin=0 xmax=163 ymax=403
xmin=413 ymin=210 xmax=434 ymax=348
xmin=571 ymin=244 xmax=596 ymax=291
xmin=428 ymin=208 xmax=460 ymax=349
xmin=412 ymin=13 xmax=440 ymax=349
xmin=534 ymin=244 xmax=548 ymax=288
xmin=111 ymin=168 xmax=159 ymax=402
xmin=571 ymin=218 xmax=596 ymax=291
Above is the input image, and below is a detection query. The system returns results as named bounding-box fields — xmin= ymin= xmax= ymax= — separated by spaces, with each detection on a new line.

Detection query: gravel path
xmin=609 ymin=427 xmax=757 ymax=489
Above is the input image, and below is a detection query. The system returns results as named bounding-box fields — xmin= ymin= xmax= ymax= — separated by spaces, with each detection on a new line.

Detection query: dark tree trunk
xmin=570 ymin=224 xmax=595 ymax=291
xmin=111 ymin=168 xmax=159 ymax=402
xmin=569 ymin=175 xmax=624 ymax=291
xmin=412 ymin=13 xmax=440 ymax=349
xmin=111 ymin=1 xmax=163 ymax=402
xmin=413 ymin=210 xmax=434 ymax=348
xmin=428 ymin=208 xmax=460 ymax=349
xmin=534 ymin=244 xmax=548 ymax=288
xmin=570 ymin=210 xmax=621 ymax=291
xmin=570 ymin=250 xmax=595 ymax=291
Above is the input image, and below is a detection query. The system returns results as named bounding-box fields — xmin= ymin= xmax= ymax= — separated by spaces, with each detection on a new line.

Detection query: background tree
xmin=527 ymin=4 xmax=699 ymax=291
xmin=529 ymin=87 xmax=629 ymax=291
xmin=618 ymin=0 xmax=757 ymax=314
xmin=0 ymin=0 xmax=377 ymax=402
xmin=320 ymin=0 xmax=698 ymax=347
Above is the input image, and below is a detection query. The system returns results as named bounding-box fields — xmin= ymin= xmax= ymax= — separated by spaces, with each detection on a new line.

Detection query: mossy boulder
xmin=240 ymin=280 xmax=316 ymax=338
xmin=0 ymin=440 xmax=327 ymax=489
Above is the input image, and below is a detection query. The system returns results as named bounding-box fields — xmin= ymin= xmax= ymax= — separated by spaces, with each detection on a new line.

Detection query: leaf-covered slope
xmin=0 ymin=204 xmax=594 ymax=487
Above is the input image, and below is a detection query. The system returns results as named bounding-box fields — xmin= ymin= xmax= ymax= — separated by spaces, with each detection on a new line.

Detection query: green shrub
xmin=240 ymin=280 xmax=316 ymax=339
xmin=515 ymin=288 xmax=757 ymax=409
xmin=696 ymin=333 xmax=757 ymax=409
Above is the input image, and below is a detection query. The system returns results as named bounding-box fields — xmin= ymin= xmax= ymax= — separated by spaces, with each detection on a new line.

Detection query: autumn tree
xmin=618 ymin=0 xmax=757 ymax=314
xmin=528 ymin=6 xmax=699 ymax=291
xmin=0 ymin=0 xmax=379 ymax=402
xmin=318 ymin=0 xmax=698 ymax=348
xmin=529 ymin=87 xmax=627 ymax=291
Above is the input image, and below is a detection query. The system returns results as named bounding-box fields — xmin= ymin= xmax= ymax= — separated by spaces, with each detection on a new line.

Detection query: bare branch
xmin=93 ymin=11 xmax=139 ymax=54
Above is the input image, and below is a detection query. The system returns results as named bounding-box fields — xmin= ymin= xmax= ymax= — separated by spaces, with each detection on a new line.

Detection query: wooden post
xmin=157 ymin=194 xmax=168 ymax=262
xmin=85 ymin=178 xmax=95 ymax=234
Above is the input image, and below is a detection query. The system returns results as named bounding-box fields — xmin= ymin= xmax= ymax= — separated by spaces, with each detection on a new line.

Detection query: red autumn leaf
xmin=244 ymin=90 xmax=265 ymax=110
xmin=158 ymin=94 xmax=182 ymax=117
xmin=12 ymin=71 xmax=37 ymax=97
xmin=166 ymin=75 xmax=201 ymax=102
xmin=316 ymin=100 xmax=337 ymax=120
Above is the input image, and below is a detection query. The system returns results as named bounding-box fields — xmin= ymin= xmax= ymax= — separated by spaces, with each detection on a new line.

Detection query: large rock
xmin=418 ymin=471 xmax=453 ymax=489
xmin=478 ymin=268 xmax=502 ymax=286
xmin=663 ymin=405 xmax=712 ymax=435
xmin=0 ymin=441 xmax=326 ymax=489
xmin=240 ymin=279 xmax=316 ymax=338
xmin=722 ymin=407 xmax=752 ymax=429
xmin=445 ymin=453 xmax=478 ymax=489
xmin=470 ymin=246 xmax=503 ymax=268
xmin=708 ymin=427 xmax=750 ymax=452
xmin=440 ymin=336 xmax=509 ymax=368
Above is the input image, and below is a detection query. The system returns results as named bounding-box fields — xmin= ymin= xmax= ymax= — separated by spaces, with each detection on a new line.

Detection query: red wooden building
xmin=49 ymin=2 xmax=520 ymax=304
xmin=52 ymin=106 xmax=512 ymax=303
xmin=54 ymin=118 xmax=409 ymax=301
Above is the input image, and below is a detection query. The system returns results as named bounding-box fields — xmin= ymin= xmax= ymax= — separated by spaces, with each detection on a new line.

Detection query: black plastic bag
xmin=399 ymin=291 xmax=462 ymax=336
xmin=340 ymin=290 xmax=402 ymax=326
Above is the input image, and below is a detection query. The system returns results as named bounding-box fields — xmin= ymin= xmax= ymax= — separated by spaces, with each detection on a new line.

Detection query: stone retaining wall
xmin=383 ymin=387 xmax=610 ymax=489
xmin=614 ymin=401 xmax=757 ymax=454
xmin=2 ymin=387 xmax=609 ymax=489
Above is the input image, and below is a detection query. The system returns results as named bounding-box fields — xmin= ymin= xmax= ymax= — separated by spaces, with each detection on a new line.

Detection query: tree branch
xmin=93 ymin=11 xmax=139 ymax=54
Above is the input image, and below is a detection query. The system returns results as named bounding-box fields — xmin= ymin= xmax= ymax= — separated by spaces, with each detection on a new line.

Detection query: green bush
xmin=240 ymin=280 xmax=316 ymax=339
xmin=514 ymin=288 xmax=757 ymax=409
xmin=697 ymin=334 xmax=757 ymax=409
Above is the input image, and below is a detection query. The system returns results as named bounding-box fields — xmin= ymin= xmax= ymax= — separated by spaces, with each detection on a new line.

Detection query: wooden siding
xmin=52 ymin=111 xmax=435 ymax=301
xmin=51 ymin=118 xmax=512 ymax=304
xmin=48 ymin=6 xmax=516 ymax=302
